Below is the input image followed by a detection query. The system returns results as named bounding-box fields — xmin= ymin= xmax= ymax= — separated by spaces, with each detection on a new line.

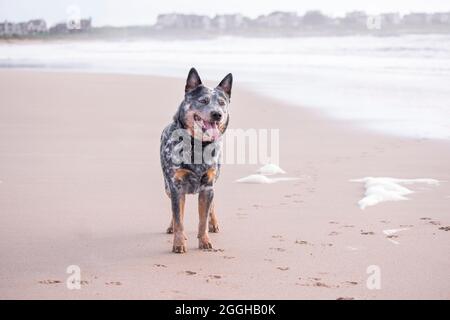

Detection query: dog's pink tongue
xmin=204 ymin=121 xmax=220 ymax=140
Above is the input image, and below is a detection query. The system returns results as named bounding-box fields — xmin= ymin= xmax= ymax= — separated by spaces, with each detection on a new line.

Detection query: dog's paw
xmin=209 ymin=223 xmax=220 ymax=233
xmin=172 ymin=232 xmax=187 ymax=254
xmin=172 ymin=244 xmax=187 ymax=253
xmin=198 ymin=235 xmax=213 ymax=250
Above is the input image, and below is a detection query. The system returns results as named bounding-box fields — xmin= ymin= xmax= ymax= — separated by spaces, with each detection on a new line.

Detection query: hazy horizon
xmin=1 ymin=0 xmax=450 ymax=27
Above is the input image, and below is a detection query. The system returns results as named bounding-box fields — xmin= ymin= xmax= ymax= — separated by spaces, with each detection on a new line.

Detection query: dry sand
xmin=0 ymin=70 xmax=449 ymax=299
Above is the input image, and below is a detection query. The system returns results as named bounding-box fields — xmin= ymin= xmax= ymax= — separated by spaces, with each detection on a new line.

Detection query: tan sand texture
xmin=0 ymin=70 xmax=449 ymax=299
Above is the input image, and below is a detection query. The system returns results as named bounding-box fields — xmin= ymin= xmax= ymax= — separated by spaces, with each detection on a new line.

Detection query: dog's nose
xmin=210 ymin=111 xmax=222 ymax=121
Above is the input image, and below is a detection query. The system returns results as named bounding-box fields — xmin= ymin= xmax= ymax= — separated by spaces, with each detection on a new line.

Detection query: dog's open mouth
xmin=193 ymin=114 xmax=221 ymax=140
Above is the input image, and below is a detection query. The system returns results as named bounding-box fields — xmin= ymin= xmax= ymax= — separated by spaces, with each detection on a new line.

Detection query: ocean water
xmin=1 ymin=35 xmax=450 ymax=140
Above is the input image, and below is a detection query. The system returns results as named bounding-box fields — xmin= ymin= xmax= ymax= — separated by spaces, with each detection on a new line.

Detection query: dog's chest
xmin=160 ymin=123 xmax=222 ymax=194
xmin=174 ymin=164 xmax=219 ymax=194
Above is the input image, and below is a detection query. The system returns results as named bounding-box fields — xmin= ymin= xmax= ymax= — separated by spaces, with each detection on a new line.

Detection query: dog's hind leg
xmin=208 ymin=201 xmax=220 ymax=233
xmin=198 ymin=189 xmax=214 ymax=249
xmin=171 ymin=191 xmax=187 ymax=253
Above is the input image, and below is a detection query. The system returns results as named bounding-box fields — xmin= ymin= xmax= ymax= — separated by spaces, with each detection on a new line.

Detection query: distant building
xmin=212 ymin=14 xmax=247 ymax=30
xmin=380 ymin=13 xmax=401 ymax=26
xmin=12 ymin=22 xmax=27 ymax=36
xmin=154 ymin=14 xmax=181 ymax=29
xmin=301 ymin=11 xmax=330 ymax=26
xmin=403 ymin=13 xmax=432 ymax=25
xmin=254 ymin=11 xmax=299 ymax=28
xmin=430 ymin=12 xmax=450 ymax=24
xmin=0 ymin=21 xmax=13 ymax=36
xmin=154 ymin=14 xmax=211 ymax=29
xmin=79 ymin=18 xmax=92 ymax=30
xmin=343 ymin=11 xmax=368 ymax=26
xmin=0 ymin=19 xmax=47 ymax=36
xmin=26 ymin=19 xmax=47 ymax=34
xmin=49 ymin=22 xmax=68 ymax=34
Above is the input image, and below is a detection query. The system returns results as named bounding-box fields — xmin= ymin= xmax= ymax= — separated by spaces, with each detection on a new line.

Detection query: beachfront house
xmin=154 ymin=14 xmax=211 ymax=30
xmin=0 ymin=19 xmax=47 ymax=37
xmin=380 ymin=13 xmax=402 ymax=26
xmin=254 ymin=11 xmax=300 ymax=28
xmin=0 ymin=21 xmax=13 ymax=36
xmin=26 ymin=19 xmax=47 ymax=34
xmin=403 ymin=13 xmax=432 ymax=25
xmin=342 ymin=11 xmax=369 ymax=27
xmin=212 ymin=14 xmax=248 ymax=31
xmin=430 ymin=12 xmax=450 ymax=24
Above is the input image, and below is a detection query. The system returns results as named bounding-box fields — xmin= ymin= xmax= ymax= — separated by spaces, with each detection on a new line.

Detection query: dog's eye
xmin=218 ymin=100 xmax=225 ymax=106
xmin=199 ymin=97 xmax=209 ymax=105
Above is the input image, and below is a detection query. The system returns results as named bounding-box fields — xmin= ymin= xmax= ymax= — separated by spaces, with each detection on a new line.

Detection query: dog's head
xmin=174 ymin=68 xmax=232 ymax=142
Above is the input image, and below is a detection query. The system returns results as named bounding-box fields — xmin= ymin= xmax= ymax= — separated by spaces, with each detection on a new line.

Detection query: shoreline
xmin=0 ymin=69 xmax=449 ymax=299
xmin=2 ymin=27 xmax=450 ymax=42
xmin=2 ymin=66 xmax=450 ymax=144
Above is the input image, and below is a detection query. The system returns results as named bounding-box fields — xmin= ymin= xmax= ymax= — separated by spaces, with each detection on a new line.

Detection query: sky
xmin=1 ymin=0 xmax=449 ymax=27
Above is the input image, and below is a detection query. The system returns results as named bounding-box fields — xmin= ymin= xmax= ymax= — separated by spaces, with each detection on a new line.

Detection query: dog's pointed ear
xmin=185 ymin=68 xmax=202 ymax=93
xmin=217 ymin=73 xmax=233 ymax=98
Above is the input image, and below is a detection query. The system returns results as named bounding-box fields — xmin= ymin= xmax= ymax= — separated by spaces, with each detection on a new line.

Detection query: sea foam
xmin=236 ymin=174 xmax=274 ymax=184
xmin=351 ymin=177 xmax=439 ymax=209
xmin=257 ymin=164 xmax=286 ymax=175
xmin=236 ymin=164 xmax=298 ymax=184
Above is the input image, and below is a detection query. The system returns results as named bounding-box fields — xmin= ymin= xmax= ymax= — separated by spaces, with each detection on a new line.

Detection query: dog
xmin=160 ymin=68 xmax=232 ymax=253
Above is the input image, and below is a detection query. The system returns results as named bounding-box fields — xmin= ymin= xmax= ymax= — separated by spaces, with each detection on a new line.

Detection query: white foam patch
xmin=257 ymin=164 xmax=286 ymax=175
xmin=236 ymin=174 xmax=298 ymax=184
xmin=351 ymin=177 xmax=439 ymax=209
xmin=236 ymin=164 xmax=298 ymax=184
xmin=236 ymin=174 xmax=274 ymax=184
xmin=382 ymin=228 xmax=409 ymax=236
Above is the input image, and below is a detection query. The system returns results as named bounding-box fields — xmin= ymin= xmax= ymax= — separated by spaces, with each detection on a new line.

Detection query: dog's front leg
xmin=198 ymin=189 xmax=213 ymax=249
xmin=171 ymin=191 xmax=187 ymax=253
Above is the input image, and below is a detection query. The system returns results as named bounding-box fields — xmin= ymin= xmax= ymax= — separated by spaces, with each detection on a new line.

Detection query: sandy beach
xmin=0 ymin=69 xmax=449 ymax=299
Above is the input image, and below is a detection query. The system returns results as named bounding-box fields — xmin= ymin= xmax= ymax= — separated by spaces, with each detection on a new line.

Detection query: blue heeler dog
xmin=160 ymin=68 xmax=233 ymax=253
